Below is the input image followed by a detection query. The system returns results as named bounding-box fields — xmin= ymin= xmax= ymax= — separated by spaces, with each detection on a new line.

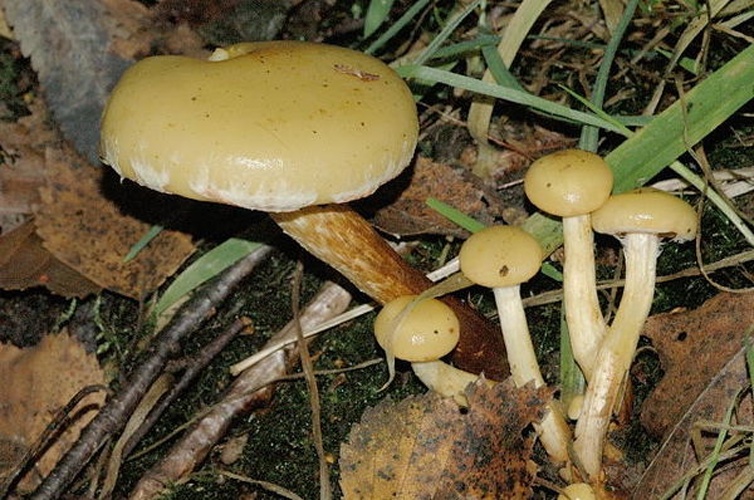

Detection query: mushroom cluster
xmin=373 ymin=149 xmax=697 ymax=492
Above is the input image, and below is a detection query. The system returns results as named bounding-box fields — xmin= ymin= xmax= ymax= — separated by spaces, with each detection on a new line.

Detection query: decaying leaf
xmin=0 ymin=100 xmax=56 ymax=234
xmin=0 ymin=331 xmax=106 ymax=492
xmin=0 ymin=220 xmax=100 ymax=297
xmin=3 ymin=0 xmax=152 ymax=164
xmin=370 ymin=157 xmax=505 ymax=237
xmin=340 ymin=379 xmax=549 ymax=498
xmin=630 ymin=292 xmax=754 ymax=498
xmin=640 ymin=292 xmax=754 ymax=438
xmin=634 ymin=345 xmax=753 ymax=498
xmin=34 ymin=144 xmax=195 ymax=299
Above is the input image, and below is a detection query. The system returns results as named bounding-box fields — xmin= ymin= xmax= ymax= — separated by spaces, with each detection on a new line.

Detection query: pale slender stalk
xmin=562 ymin=215 xmax=607 ymax=379
xmin=574 ymin=233 xmax=658 ymax=479
xmin=494 ymin=286 xmax=571 ymax=464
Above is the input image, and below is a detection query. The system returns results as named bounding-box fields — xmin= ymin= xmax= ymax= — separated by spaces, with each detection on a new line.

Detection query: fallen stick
xmin=129 ymin=280 xmax=353 ymax=499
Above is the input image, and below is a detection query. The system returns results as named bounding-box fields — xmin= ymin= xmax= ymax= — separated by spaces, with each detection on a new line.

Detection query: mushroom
xmin=573 ymin=188 xmax=697 ymax=480
xmin=99 ymin=41 xmax=506 ymax=377
xmin=374 ymin=295 xmax=479 ymax=404
xmin=523 ymin=150 xmax=614 ymax=378
xmin=458 ymin=225 xmax=571 ymax=463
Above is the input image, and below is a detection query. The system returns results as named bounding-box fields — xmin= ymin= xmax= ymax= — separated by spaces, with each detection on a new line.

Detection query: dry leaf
xmin=34 ymin=144 xmax=195 ymax=299
xmin=340 ymin=379 xmax=549 ymax=498
xmin=0 ymin=220 xmax=100 ymax=297
xmin=0 ymin=331 xmax=106 ymax=492
xmin=370 ymin=157 xmax=505 ymax=237
xmin=640 ymin=292 xmax=754 ymax=438
xmin=0 ymin=100 xmax=56 ymax=233
xmin=3 ymin=0 xmax=142 ymax=164
xmin=634 ymin=346 xmax=753 ymax=498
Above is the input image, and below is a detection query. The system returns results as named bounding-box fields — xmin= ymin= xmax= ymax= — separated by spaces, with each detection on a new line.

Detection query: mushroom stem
xmin=493 ymin=285 xmax=544 ymax=388
xmin=272 ymin=205 xmax=427 ymax=303
xmin=562 ymin=215 xmax=606 ymax=380
xmin=271 ymin=204 xmax=508 ymax=379
xmin=410 ymin=360 xmax=483 ymax=405
xmin=573 ymin=233 xmax=658 ymax=479
xmin=494 ymin=286 xmax=571 ymax=464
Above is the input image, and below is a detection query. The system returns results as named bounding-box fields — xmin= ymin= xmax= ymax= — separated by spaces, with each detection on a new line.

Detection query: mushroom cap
xmin=99 ymin=41 xmax=418 ymax=212
xmin=374 ymin=295 xmax=460 ymax=362
xmin=591 ymin=188 xmax=698 ymax=241
xmin=459 ymin=225 xmax=543 ymax=288
xmin=524 ymin=149 xmax=614 ymax=217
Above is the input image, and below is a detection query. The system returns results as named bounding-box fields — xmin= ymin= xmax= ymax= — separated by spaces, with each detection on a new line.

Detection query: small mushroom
xmin=99 ymin=41 xmax=506 ymax=377
xmin=374 ymin=295 xmax=478 ymax=403
xmin=459 ymin=225 xmax=571 ymax=463
xmin=524 ymin=149 xmax=614 ymax=378
xmin=573 ymin=188 xmax=697 ymax=480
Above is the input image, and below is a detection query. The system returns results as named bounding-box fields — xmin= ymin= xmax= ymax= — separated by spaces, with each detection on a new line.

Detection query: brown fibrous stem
xmin=271 ymin=204 xmax=509 ymax=379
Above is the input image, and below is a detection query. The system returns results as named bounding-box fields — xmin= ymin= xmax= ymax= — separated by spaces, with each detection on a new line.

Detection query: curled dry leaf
xmin=340 ymin=379 xmax=550 ymax=498
xmin=0 ymin=331 xmax=106 ymax=492
xmin=0 ymin=220 xmax=99 ymax=297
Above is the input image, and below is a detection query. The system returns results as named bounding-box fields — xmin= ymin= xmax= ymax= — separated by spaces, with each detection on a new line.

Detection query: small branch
xmin=129 ymin=281 xmax=353 ymax=499
xmin=30 ymin=244 xmax=274 ymax=500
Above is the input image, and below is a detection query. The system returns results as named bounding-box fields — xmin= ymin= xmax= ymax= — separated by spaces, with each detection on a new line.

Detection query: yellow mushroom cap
xmin=374 ymin=295 xmax=460 ymax=362
xmin=459 ymin=225 xmax=543 ymax=288
xmin=591 ymin=188 xmax=698 ymax=241
xmin=99 ymin=41 xmax=418 ymax=212
xmin=524 ymin=149 xmax=614 ymax=217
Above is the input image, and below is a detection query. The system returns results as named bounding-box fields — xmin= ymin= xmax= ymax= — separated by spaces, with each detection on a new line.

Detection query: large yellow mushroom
xmin=99 ymin=40 xmax=506 ymax=378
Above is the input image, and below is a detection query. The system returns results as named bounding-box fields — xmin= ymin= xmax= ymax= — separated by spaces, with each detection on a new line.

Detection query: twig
xmin=29 ymin=244 xmax=274 ymax=499
xmin=122 ymin=317 xmax=251 ymax=458
xmin=128 ymin=280 xmax=352 ymax=499
xmin=291 ymin=261 xmax=331 ymax=499
xmin=1 ymin=385 xmax=109 ymax=497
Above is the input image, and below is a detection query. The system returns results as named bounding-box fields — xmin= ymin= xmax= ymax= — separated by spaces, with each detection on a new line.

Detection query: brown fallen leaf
xmin=340 ymin=379 xmax=549 ymax=499
xmin=0 ymin=220 xmax=100 ymax=297
xmin=0 ymin=100 xmax=56 ymax=233
xmin=634 ymin=345 xmax=753 ymax=498
xmin=640 ymin=292 xmax=754 ymax=438
xmin=0 ymin=331 xmax=106 ymax=492
xmin=34 ymin=143 xmax=195 ymax=299
xmin=370 ymin=157 xmax=506 ymax=237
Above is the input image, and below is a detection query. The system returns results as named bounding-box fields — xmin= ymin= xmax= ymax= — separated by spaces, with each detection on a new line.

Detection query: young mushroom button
xmin=523 ymin=149 xmax=613 ymax=379
xmin=374 ymin=295 xmax=479 ymax=403
xmin=99 ymin=41 xmax=507 ymax=378
xmin=573 ymin=188 xmax=697 ymax=480
xmin=459 ymin=225 xmax=571 ymax=464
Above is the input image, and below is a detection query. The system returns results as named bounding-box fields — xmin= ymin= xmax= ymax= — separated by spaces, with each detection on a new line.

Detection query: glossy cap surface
xmin=100 ymin=41 xmax=418 ymax=212
xmin=459 ymin=225 xmax=543 ymax=288
xmin=524 ymin=149 xmax=614 ymax=217
xmin=591 ymin=188 xmax=698 ymax=241
xmin=374 ymin=295 xmax=460 ymax=362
